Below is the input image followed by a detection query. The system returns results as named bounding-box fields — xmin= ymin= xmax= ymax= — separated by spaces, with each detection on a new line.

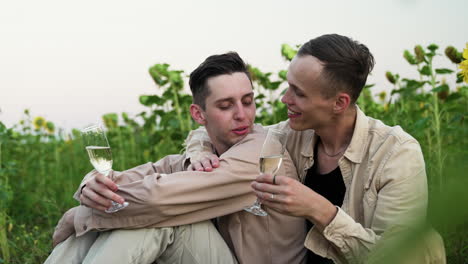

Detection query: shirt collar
xmin=342 ymin=105 xmax=368 ymax=163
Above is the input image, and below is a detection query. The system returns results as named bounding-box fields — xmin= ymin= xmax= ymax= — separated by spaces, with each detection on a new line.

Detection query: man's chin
xmin=288 ymin=120 xmax=308 ymax=131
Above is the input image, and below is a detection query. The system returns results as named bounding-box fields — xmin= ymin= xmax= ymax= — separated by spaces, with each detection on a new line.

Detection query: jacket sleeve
xmin=183 ymin=123 xmax=288 ymax=160
xmin=73 ymin=134 xmax=265 ymax=235
xmin=52 ymin=207 xmax=77 ymax=247
xmin=184 ymin=126 xmax=216 ymax=161
xmin=306 ymin=140 xmax=428 ymax=263
xmin=72 ymin=155 xmax=184 ymax=201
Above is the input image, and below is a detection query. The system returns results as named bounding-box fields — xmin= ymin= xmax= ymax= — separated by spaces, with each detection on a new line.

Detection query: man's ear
xmin=333 ymin=92 xmax=351 ymax=114
xmin=190 ymin=104 xmax=207 ymax=125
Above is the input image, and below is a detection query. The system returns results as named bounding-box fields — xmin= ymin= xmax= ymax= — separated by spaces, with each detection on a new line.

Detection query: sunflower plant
xmin=459 ymin=43 xmax=468 ymax=83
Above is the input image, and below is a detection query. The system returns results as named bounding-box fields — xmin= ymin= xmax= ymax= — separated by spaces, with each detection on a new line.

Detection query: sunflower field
xmin=0 ymin=43 xmax=467 ymax=263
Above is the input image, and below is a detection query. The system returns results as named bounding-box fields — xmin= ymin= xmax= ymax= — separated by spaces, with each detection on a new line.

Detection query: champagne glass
xmin=244 ymin=128 xmax=287 ymax=216
xmin=81 ymin=124 xmax=129 ymax=213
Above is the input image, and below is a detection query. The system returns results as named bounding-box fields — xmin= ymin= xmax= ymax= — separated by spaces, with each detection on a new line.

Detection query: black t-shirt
xmin=304 ymin=142 xmax=346 ymax=264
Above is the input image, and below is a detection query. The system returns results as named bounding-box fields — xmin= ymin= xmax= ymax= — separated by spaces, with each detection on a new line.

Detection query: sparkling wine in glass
xmin=81 ymin=124 xmax=129 ymax=213
xmin=244 ymin=128 xmax=287 ymax=216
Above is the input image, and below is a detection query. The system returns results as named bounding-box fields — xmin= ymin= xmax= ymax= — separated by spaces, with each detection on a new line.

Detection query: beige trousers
xmin=44 ymin=220 xmax=237 ymax=264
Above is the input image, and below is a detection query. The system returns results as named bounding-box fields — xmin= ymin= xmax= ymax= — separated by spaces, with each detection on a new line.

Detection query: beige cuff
xmin=73 ymin=170 xmax=100 ymax=201
xmin=322 ymin=207 xmax=353 ymax=249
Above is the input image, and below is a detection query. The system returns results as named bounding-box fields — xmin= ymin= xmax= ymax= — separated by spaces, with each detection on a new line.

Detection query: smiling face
xmin=190 ymin=72 xmax=255 ymax=155
xmin=281 ymin=55 xmax=336 ymax=131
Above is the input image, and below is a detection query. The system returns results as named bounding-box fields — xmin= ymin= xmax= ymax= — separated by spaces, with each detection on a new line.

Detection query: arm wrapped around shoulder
xmin=184 ymin=127 xmax=212 ymax=158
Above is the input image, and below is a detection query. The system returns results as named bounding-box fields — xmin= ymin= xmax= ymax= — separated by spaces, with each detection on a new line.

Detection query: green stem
xmin=270 ymin=90 xmax=278 ymax=124
xmin=428 ymin=57 xmax=443 ymax=192
xmin=0 ymin=211 xmax=9 ymax=263
xmin=171 ymin=85 xmax=186 ymax=132
xmin=117 ymin=127 xmax=126 ymax=169
xmin=417 ymin=64 xmax=423 ymax=81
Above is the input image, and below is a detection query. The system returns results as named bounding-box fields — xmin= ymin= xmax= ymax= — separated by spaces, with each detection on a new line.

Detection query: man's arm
xmin=52 ymin=154 xmax=188 ymax=243
xmin=254 ymin=140 xmax=428 ymax=263
xmin=76 ymin=154 xmax=186 ymax=211
xmin=73 ymin=131 xmax=267 ymax=236
xmin=183 ymin=126 xmax=219 ymax=171
xmin=319 ymin=140 xmax=427 ymax=262
xmin=185 ymin=122 xmax=290 ymax=170
xmin=52 ymin=207 xmax=77 ymax=247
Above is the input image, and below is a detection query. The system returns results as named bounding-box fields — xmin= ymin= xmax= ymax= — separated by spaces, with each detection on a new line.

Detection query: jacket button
xmin=83 ymin=225 xmax=87 ymax=230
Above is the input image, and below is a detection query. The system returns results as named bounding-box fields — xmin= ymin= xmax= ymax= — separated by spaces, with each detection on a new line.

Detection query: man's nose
xmin=234 ymin=104 xmax=246 ymax=120
xmin=281 ymin=88 xmax=291 ymax=105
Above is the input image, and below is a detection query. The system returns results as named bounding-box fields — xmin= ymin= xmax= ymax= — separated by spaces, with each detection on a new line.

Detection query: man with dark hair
xmin=189 ymin=52 xmax=252 ymax=110
xmin=46 ymin=52 xmax=307 ymax=264
xmin=187 ymin=34 xmax=445 ymax=263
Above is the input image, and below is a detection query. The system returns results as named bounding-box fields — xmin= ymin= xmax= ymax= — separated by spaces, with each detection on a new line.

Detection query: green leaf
xmin=149 ymin=64 xmax=171 ymax=86
xmin=0 ymin=121 xmax=6 ymax=133
xmin=456 ymin=73 xmax=464 ymax=83
xmin=162 ymin=90 xmax=173 ymax=101
xmin=255 ymin=94 xmax=266 ymax=100
xmin=402 ymin=79 xmax=426 ymax=90
xmin=446 ymin=92 xmax=462 ymax=101
xmin=449 ymin=113 xmax=464 ymax=123
xmin=139 ymin=95 xmax=165 ymax=106
xmin=278 ymin=70 xmax=288 ymax=80
xmin=102 ymin=113 xmax=119 ymax=129
xmin=266 ymin=81 xmax=282 ymax=90
xmin=419 ymin=66 xmax=432 ymax=76
xmin=248 ymin=66 xmax=264 ymax=80
xmin=431 ymin=84 xmax=449 ymax=93
xmin=281 ymin=44 xmax=298 ymax=61
xmin=168 ymin=71 xmax=184 ymax=90
xmin=168 ymin=118 xmax=181 ymax=129
xmin=435 ymin=68 xmax=454 ymax=74
xmin=414 ymin=117 xmax=430 ymax=129
xmin=427 ymin=44 xmax=439 ymax=52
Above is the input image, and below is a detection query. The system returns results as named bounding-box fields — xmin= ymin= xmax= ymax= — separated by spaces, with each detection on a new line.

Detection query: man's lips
xmin=232 ymin=126 xmax=249 ymax=135
xmin=287 ymin=109 xmax=301 ymax=118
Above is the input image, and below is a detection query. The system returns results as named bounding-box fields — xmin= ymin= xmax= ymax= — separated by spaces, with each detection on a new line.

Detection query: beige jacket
xmin=57 ymin=125 xmax=307 ymax=264
xmin=185 ymin=106 xmax=445 ymax=264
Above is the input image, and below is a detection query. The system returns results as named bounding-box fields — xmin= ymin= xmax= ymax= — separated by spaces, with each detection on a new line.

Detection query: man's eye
xmin=293 ymin=88 xmax=305 ymax=97
xmin=243 ymin=100 xmax=253 ymax=106
xmin=219 ymin=104 xmax=231 ymax=110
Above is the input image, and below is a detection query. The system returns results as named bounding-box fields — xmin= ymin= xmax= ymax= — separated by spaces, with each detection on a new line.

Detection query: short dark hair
xmin=297 ymin=34 xmax=375 ymax=103
xmin=189 ymin=52 xmax=251 ymax=109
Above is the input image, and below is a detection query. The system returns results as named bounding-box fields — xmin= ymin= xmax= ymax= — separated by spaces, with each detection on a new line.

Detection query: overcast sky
xmin=1 ymin=0 xmax=467 ymax=130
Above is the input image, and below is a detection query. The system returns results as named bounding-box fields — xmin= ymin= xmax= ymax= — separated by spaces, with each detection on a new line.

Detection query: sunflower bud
xmin=437 ymin=90 xmax=449 ymax=100
xmin=385 ymin=71 xmax=396 ymax=84
xmin=403 ymin=50 xmax=417 ymax=65
xmin=445 ymin=46 xmax=462 ymax=64
xmin=437 ymin=79 xmax=449 ymax=100
xmin=378 ymin=91 xmax=387 ymax=101
xmin=45 ymin=121 xmax=55 ymax=134
xmin=414 ymin=45 xmax=425 ymax=63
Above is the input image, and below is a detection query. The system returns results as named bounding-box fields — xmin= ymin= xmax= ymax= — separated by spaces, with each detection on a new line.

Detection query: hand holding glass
xmin=81 ymin=124 xmax=129 ymax=213
xmin=244 ymin=128 xmax=287 ymax=216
